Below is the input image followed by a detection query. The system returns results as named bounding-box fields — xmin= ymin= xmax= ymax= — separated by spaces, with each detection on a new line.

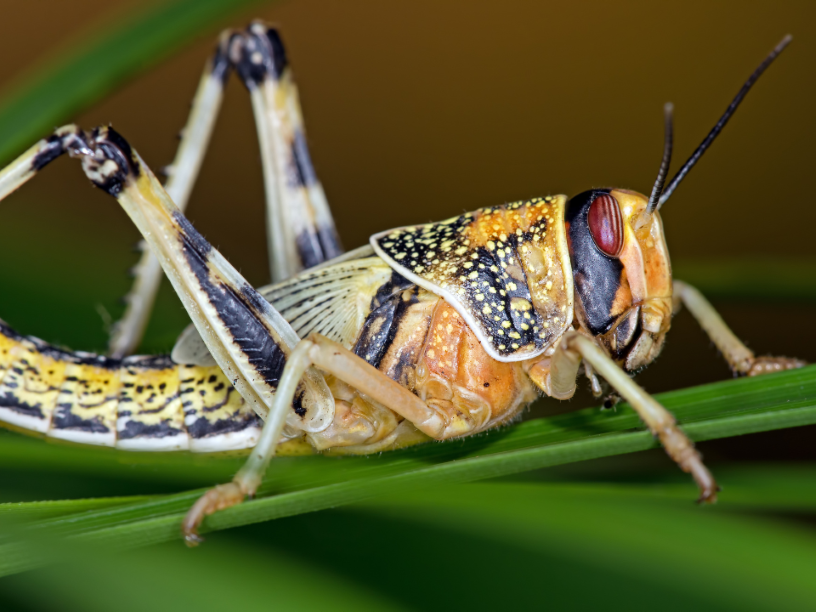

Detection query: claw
xmin=686 ymin=454 xmax=719 ymax=504
xmin=747 ymin=356 xmax=807 ymax=377
xmin=182 ymin=481 xmax=246 ymax=546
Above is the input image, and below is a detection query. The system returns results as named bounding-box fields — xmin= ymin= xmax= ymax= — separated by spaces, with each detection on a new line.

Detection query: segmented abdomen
xmin=0 ymin=320 xmax=260 ymax=452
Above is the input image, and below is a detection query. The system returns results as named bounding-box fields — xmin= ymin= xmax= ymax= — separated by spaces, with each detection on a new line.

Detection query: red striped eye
xmin=587 ymin=194 xmax=624 ymax=257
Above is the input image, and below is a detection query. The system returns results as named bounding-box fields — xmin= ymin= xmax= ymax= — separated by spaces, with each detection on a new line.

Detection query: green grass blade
xmin=1 ymin=365 xmax=815 ymax=576
xmin=0 ymin=0 xmax=267 ymax=163
xmin=0 ymin=495 xmax=154 ymax=522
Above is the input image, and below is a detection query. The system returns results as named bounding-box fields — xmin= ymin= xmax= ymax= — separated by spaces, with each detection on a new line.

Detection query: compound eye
xmin=587 ymin=194 xmax=624 ymax=257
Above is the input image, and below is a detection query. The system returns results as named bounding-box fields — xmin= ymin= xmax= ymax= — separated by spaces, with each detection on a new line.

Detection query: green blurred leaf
xmin=363 ymin=483 xmax=816 ymax=612
xmin=2 ymin=537 xmax=407 ymax=612
xmin=1 ymin=365 xmax=815 ymax=576
xmin=0 ymin=0 xmax=268 ymax=164
xmin=673 ymin=258 xmax=816 ymax=301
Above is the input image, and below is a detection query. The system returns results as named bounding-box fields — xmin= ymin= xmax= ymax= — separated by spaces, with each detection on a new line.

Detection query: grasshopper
xmin=0 ymin=23 xmax=804 ymax=543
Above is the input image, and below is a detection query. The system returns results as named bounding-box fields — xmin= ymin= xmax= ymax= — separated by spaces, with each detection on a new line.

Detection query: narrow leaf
xmin=1 ymin=365 xmax=815 ymax=576
xmin=0 ymin=0 xmax=268 ymax=163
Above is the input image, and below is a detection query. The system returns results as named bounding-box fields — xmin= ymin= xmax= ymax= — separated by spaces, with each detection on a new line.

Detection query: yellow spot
xmin=508 ymin=282 xmax=518 ymax=291
xmin=545 ymin=281 xmax=553 ymax=290
xmin=487 ymin=241 xmax=496 ymax=251
xmin=490 ymin=265 xmax=498 ymax=273
xmin=511 ymin=343 xmax=519 ymax=349
xmin=502 ymin=321 xmax=512 ymax=329
xmin=475 ymin=294 xmax=484 ymax=301
xmin=394 ymin=253 xmax=406 ymax=260
xmin=499 ymin=344 xmax=506 ymax=350
xmin=511 ymin=297 xmax=532 ymax=311
xmin=482 ymin=305 xmax=491 ymax=314
xmin=463 ymin=262 xmax=473 ymax=269
xmin=455 ymin=247 xmax=468 ymax=256
xmin=428 ymin=349 xmax=436 ymax=358
xmin=468 ymin=271 xmax=479 ymax=279
xmin=509 ymin=331 xmax=521 ymax=339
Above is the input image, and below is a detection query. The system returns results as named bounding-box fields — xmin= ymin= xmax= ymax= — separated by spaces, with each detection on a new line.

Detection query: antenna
xmin=656 ymin=34 xmax=792 ymax=210
xmin=647 ymin=103 xmax=674 ymax=212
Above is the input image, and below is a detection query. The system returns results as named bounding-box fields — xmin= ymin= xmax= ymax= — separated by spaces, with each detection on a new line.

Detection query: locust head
xmin=565 ymin=188 xmax=672 ymax=372
xmin=564 ymin=34 xmax=792 ymax=372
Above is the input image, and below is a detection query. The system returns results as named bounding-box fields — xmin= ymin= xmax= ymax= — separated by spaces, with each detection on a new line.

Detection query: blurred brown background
xmin=0 ymin=0 xmax=814 ymax=410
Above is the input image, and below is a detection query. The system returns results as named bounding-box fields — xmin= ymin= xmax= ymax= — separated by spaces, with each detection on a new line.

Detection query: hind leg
xmin=109 ymin=23 xmax=343 ymax=357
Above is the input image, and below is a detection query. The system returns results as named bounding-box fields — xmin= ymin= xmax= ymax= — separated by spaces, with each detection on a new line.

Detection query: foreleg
xmin=673 ymin=280 xmax=805 ymax=375
xmin=543 ymin=331 xmax=718 ymax=502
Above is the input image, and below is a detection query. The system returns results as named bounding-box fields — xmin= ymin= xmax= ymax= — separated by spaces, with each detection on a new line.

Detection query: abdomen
xmin=0 ymin=320 xmax=261 ymax=452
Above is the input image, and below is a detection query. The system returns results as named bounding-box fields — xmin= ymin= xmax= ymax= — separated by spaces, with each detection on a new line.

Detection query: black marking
xmin=566 ymin=190 xmax=624 ymax=335
xmin=138 ymin=399 xmax=178 ymax=415
xmin=0 ymin=321 xmax=25 ymax=342
xmin=0 ymin=392 xmax=44 ymax=418
xmin=371 ymin=270 xmax=415 ymax=310
xmin=235 ymin=26 xmax=289 ymax=87
xmin=187 ymin=408 xmax=261 ymax=439
xmin=173 ymin=212 xmax=212 ymax=257
xmin=118 ymin=419 xmax=183 ymax=440
xmin=316 ymin=224 xmax=344 ymax=262
xmin=264 ymin=28 xmax=289 ymax=79
xmin=52 ymin=406 xmax=110 ymax=434
xmin=354 ymin=287 xmax=418 ymax=369
xmin=122 ymin=354 xmax=175 ymax=371
xmin=87 ymin=127 xmax=140 ymax=196
xmin=610 ymin=307 xmax=642 ymax=361
xmin=175 ymin=212 xmax=287 ymax=389
xmin=295 ymin=229 xmax=326 ymax=269
xmin=210 ymin=33 xmax=239 ymax=85
xmin=31 ymin=135 xmax=65 ymax=171
xmin=291 ymin=130 xmax=316 ymax=186
xmin=292 ymin=391 xmax=306 ymax=417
